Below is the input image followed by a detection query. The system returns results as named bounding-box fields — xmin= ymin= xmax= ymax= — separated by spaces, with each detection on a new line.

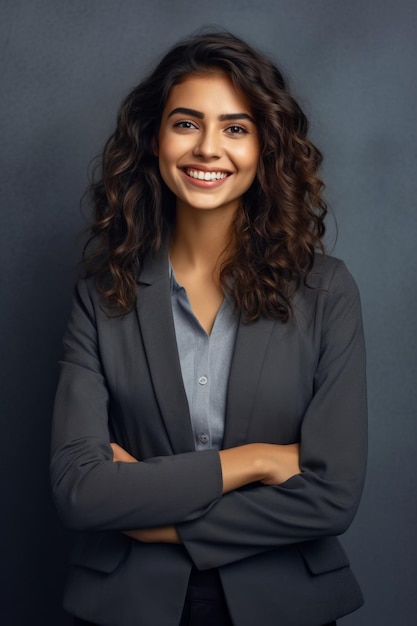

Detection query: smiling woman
xmin=157 ymin=73 xmax=259 ymax=219
xmin=51 ymin=31 xmax=366 ymax=626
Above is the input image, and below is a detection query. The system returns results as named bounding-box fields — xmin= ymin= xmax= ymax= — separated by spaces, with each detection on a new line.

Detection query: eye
xmin=226 ymin=124 xmax=249 ymax=135
xmin=173 ymin=120 xmax=198 ymax=130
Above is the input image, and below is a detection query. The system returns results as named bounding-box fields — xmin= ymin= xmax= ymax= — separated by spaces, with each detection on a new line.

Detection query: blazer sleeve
xmin=178 ymin=261 xmax=367 ymax=570
xmin=50 ymin=278 xmax=222 ymax=532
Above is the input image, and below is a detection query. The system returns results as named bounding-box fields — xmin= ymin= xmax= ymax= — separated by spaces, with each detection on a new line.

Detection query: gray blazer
xmin=51 ymin=245 xmax=367 ymax=626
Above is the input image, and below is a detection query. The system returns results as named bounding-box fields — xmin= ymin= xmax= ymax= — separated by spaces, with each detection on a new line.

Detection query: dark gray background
xmin=1 ymin=1 xmax=416 ymax=624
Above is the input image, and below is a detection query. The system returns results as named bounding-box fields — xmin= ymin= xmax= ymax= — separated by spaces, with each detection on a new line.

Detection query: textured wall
xmin=1 ymin=1 xmax=416 ymax=624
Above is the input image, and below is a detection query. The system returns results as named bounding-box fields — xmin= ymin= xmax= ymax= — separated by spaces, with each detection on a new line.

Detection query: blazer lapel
xmin=223 ymin=315 xmax=277 ymax=448
xmin=135 ymin=245 xmax=195 ymax=454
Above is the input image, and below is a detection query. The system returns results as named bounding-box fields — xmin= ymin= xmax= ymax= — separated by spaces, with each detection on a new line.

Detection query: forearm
xmin=123 ymin=526 xmax=181 ymax=544
xmin=122 ymin=443 xmax=301 ymax=544
xmin=219 ymin=443 xmax=301 ymax=493
xmin=51 ymin=435 xmax=222 ymax=531
xmin=178 ymin=469 xmax=365 ymax=569
xmin=110 ymin=445 xmax=183 ymax=543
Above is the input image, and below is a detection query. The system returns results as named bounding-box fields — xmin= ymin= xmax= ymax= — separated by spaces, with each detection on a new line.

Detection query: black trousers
xmin=73 ymin=568 xmax=337 ymax=626
xmin=178 ymin=567 xmax=233 ymax=626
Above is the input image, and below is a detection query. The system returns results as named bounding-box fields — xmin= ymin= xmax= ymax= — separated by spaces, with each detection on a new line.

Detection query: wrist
xmin=250 ymin=443 xmax=270 ymax=482
xmin=219 ymin=444 xmax=262 ymax=493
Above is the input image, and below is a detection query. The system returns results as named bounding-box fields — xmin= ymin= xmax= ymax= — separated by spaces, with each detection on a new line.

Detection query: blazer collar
xmin=138 ymin=240 xmax=171 ymax=286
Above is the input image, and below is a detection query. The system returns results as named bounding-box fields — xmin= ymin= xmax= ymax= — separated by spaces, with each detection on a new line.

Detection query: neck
xmin=170 ymin=203 xmax=236 ymax=275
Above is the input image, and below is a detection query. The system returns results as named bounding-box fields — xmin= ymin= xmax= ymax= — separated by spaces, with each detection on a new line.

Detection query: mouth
xmin=184 ymin=168 xmax=231 ymax=181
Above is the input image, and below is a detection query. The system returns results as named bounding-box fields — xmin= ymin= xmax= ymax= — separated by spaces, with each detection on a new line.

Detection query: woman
xmin=51 ymin=31 xmax=367 ymax=626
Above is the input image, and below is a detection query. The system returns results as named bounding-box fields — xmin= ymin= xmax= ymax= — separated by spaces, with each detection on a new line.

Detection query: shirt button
xmin=198 ymin=376 xmax=208 ymax=385
xmin=199 ymin=433 xmax=209 ymax=444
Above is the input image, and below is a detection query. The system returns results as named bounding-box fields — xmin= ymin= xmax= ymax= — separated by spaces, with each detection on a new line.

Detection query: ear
xmin=152 ymin=136 xmax=159 ymax=157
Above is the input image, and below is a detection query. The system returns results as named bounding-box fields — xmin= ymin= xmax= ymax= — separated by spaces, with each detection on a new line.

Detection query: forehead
xmin=163 ymin=72 xmax=253 ymax=115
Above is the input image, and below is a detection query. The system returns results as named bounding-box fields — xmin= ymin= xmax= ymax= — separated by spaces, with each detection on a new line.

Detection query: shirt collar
xmin=168 ymin=259 xmax=184 ymax=293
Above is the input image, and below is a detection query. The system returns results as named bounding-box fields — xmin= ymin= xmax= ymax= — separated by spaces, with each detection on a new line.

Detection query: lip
xmin=179 ymin=166 xmax=233 ymax=189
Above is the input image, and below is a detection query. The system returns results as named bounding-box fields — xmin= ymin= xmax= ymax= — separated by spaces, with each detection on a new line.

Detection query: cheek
xmin=157 ymin=145 xmax=183 ymax=196
xmin=157 ymin=140 xmax=176 ymax=178
xmin=236 ymin=143 xmax=260 ymax=173
xmin=158 ymin=129 xmax=191 ymax=159
xmin=158 ymin=158 xmax=175 ymax=192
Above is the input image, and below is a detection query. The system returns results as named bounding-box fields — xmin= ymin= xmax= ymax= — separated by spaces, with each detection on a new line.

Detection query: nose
xmin=192 ymin=127 xmax=222 ymax=159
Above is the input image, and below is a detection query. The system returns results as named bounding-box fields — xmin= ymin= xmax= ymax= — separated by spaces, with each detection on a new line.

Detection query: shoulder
xmin=72 ymin=275 xmax=101 ymax=312
xmin=293 ymin=254 xmax=363 ymax=331
xmin=64 ymin=275 xmax=113 ymax=339
xmin=307 ymin=254 xmax=362 ymax=312
xmin=309 ymin=254 xmax=359 ymax=295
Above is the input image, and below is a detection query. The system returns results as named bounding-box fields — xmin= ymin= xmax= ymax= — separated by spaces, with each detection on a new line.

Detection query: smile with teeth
xmin=185 ymin=168 xmax=230 ymax=181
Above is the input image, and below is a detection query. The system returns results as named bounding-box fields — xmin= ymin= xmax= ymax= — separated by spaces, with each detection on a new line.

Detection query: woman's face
xmin=156 ymin=72 xmax=259 ymax=218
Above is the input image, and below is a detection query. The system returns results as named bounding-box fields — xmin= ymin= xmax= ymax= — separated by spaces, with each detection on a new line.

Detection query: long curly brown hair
xmin=83 ymin=31 xmax=327 ymax=322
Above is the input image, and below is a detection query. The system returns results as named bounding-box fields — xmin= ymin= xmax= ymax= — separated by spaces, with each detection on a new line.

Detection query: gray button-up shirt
xmin=170 ymin=264 xmax=238 ymax=451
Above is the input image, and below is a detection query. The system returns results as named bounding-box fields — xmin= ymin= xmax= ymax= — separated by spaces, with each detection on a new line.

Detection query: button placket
xmin=198 ymin=433 xmax=209 ymax=444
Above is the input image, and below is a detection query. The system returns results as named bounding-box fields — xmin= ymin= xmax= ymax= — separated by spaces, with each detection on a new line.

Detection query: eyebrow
xmin=167 ymin=107 xmax=255 ymax=123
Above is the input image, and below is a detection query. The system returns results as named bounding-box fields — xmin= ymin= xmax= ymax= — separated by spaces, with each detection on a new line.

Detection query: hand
xmin=123 ymin=526 xmax=181 ymax=544
xmin=110 ymin=442 xmax=138 ymax=463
